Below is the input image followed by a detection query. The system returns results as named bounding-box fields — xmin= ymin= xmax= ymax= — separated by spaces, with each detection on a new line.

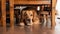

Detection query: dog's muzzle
xmin=24 ymin=18 xmax=32 ymax=25
xmin=25 ymin=19 xmax=30 ymax=23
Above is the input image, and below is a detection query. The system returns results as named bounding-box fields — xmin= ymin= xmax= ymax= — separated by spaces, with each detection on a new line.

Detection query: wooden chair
xmin=39 ymin=5 xmax=50 ymax=25
xmin=40 ymin=11 xmax=49 ymax=25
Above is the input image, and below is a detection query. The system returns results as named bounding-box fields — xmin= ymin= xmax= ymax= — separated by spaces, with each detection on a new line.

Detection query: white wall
xmin=55 ymin=0 xmax=60 ymax=25
xmin=56 ymin=0 xmax=60 ymax=15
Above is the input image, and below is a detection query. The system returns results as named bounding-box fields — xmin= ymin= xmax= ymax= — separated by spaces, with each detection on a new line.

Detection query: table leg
xmin=51 ymin=9 xmax=56 ymax=27
xmin=1 ymin=0 xmax=6 ymax=27
xmin=10 ymin=0 xmax=14 ymax=27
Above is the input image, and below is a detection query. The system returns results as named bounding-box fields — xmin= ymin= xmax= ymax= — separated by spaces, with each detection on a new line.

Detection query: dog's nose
xmin=27 ymin=19 xmax=30 ymax=23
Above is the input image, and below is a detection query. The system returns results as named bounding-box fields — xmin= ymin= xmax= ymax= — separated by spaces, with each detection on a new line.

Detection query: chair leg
xmin=43 ymin=15 xmax=46 ymax=26
xmin=46 ymin=15 xmax=48 ymax=26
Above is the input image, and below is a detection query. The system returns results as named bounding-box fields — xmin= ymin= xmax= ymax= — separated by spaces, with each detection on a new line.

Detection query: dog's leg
xmin=30 ymin=18 xmax=33 ymax=25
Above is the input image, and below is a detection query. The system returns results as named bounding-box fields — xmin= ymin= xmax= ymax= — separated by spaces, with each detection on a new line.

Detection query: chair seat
xmin=40 ymin=11 xmax=49 ymax=15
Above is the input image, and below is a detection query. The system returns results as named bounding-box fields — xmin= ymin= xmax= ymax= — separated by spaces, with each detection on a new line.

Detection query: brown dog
xmin=20 ymin=7 xmax=40 ymax=26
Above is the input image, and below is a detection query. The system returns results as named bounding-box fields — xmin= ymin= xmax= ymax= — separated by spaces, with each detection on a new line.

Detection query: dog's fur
xmin=20 ymin=8 xmax=40 ymax=26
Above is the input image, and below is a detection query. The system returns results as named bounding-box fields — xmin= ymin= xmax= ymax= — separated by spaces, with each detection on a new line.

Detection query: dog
xmin=20 ymin=7 xmax=40 ymax=26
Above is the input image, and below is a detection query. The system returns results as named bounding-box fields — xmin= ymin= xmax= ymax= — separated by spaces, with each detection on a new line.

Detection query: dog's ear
xmin=32 ymin=19 xmax=34 ymax=22
xmin=24 ymin=12 xmax=27 ymax=16
xmin=33 ymin=10 xmax=37 ymax=16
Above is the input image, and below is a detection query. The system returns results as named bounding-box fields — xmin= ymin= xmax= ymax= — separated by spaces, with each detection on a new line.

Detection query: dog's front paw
xmin=19 ymin=22 xmax=25 ymax=26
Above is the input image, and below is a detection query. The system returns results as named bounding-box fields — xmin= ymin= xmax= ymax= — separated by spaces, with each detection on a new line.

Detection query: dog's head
xmin=21 ymin=7 xmax=39 ymax=25
xmin=22 ymin=10 xmax=36 ymax=25
xmin=22 ymin=10 xmax=35 ymax=21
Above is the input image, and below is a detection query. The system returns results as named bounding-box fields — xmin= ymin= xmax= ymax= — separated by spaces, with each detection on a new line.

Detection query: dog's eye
xmin=30 ymin=14 xmax=33 ymax=16
xmin=24 ymin=14 xmax=27 ymax=16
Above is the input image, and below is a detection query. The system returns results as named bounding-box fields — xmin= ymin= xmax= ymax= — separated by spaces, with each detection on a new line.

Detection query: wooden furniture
xmin=1 ymin=0 xmax=6 ymax=27
xmin=52 ymin=0 xmax=56 ymax=27
xmin=40 ymin=11 xmax=49 ymax=25
xmin=39 ymin=5 xmax=50 ymax=25
xmin=14 ymin=9 xmax=21 ymax=24
xmin=1 ymin=0 xmax=56 ymax=27
xmin=14 ymin=0 xmax=51 ymax=5
xmin=10 ymin=0 xmax=57 ymax=27
xmin=0 ymin=1 xmax=1 ymax=25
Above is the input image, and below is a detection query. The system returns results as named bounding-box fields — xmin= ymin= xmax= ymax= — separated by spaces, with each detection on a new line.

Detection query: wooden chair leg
xmin=46 ymin=15 xmax=49 ymax=26
xmin=43 ymin=15 xmax=46 ymax=26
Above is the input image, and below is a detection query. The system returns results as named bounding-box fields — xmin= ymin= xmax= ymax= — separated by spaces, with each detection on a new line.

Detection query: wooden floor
xmin=0 ymin=22 xmax=60 ymax=34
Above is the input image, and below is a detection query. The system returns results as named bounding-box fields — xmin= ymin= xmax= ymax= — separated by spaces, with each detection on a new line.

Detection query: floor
xmin=0 ymin=23 xmax=60 ymax=34
xmin=0 ymin=15 xmax=60 ymax=34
